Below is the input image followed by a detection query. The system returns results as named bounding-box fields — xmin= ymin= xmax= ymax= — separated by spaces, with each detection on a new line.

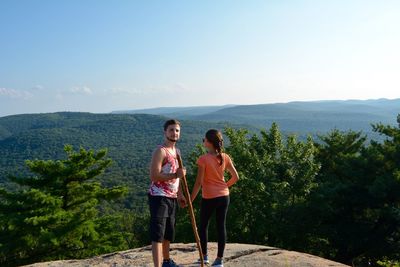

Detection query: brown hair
xmin=163 ymin=119 xmax=181 ymax=131
xmin=205 ymin=129 xmax=224 ymax=165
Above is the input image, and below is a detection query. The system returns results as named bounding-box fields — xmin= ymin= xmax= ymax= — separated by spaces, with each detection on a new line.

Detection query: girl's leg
xmin=215 ymin=196 xmax=230 ymax=258
xmin=199 ymin=198 xmax=216 ymax=257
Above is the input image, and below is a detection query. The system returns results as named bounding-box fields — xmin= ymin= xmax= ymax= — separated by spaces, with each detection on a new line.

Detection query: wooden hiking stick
xmin=177 ymin=154 xmax=204 ymax=267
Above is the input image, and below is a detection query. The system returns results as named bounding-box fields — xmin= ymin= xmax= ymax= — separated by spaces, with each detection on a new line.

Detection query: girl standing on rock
xmin=191 ymin=129 xmax=239 ymax=267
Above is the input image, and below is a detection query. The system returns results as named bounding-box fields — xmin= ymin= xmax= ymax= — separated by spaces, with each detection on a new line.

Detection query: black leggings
xmin=199 ymin=195 xmax=230 ymax=258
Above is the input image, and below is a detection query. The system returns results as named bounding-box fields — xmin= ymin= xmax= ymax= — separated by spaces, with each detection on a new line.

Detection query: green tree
xmin=224 ymin=123 xmax=320 ymax=248
xmin=0 ymin=145 xmax=128 ymax=266
xmin=176 ymin=123 xmax=320 ymax=250
xmin=306 ymin=129 xmax=369 ymax=261
xmin=113 ymin=210 xmax=150 ymax=248
xmin=307 ymin=115 xmax=400 ymax=265
xmin=174 ymin=117 xmax=400 ymax=266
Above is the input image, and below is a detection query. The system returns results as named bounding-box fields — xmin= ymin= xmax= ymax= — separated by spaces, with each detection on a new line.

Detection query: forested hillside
xmin=1 ymin=111 xmax=399 ymax=266
xmin=0 ymin=112 xmax=238 ymax=211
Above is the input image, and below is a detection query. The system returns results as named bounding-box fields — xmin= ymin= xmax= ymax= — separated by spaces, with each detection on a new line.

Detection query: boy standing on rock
xmin=148 ymin=119 xmax=187 ymax=267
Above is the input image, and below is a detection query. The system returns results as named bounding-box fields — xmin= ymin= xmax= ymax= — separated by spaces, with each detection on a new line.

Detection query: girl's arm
xmin=226 ymin=160 xmax=239 ymax=187
xmin=191 ymin=165 xmax=205 ymax=202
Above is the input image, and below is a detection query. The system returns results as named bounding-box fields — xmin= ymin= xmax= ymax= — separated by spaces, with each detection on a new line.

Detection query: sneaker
xmin=162 ymin=258 xmax=179 ymax=267
xmin=211 ymin=258 xmax=223 ymax=267
xmin=197 ymin=254 xmax=210 ymax=265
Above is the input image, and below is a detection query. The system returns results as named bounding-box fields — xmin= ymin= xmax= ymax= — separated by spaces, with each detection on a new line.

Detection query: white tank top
xmin=148 ymin=145 xmax=180 ymax=198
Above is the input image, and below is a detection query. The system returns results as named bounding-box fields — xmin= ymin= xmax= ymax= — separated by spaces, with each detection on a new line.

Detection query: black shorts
xmin=148 ymin=194 xmax=178 ymax=242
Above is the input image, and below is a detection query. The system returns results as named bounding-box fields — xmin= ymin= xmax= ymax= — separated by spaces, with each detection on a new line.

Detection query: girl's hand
xmin=178 ymin=195 xmax=187 ymax=208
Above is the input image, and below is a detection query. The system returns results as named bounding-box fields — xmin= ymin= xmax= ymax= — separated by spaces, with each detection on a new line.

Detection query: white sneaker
xmin=197 ymin=255 xmax=210 ymax=265
xmin=211 ymin=258 xmax=223 ymax=267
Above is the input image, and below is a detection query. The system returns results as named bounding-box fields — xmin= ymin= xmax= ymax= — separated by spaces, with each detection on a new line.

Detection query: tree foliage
xmin=1 ymin=113 xmax=400 ymax=266
xmin=0 ymin=146 xmax=128 ymax=266
xmin=176 ymin=118 xmax=400 ymax=266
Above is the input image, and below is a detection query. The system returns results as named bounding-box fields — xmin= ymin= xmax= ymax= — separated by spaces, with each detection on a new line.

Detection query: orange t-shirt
xmin=197 ymin=153 xmax=233 ymax=199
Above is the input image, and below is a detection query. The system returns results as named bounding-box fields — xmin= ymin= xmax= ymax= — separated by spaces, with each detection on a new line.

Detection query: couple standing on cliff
xmin=148 ymin=119 xmax=240 ymax=267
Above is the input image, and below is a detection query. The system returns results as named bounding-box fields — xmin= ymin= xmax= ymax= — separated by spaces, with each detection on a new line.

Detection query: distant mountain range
xmin=113 ymin=98 xmax=400 ymax=136
xmin=0 ymin=112 xmax=243 ymax=211
xmin=112 ymin=104 xmax=237 ymax=116
xmin=0 ymin=98 xmax=398 ymax=211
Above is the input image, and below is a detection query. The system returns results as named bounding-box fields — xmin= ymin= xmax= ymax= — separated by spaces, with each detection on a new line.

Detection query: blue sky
xmin=0 ymin=0 xmax=399 ymax=116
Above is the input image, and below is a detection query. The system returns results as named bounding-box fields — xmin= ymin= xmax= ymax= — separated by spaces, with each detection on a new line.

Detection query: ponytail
xmin=216 ymin=146 xmax=224 ymax=166
xmin=205 ymin=129 xmax=224 ymax=166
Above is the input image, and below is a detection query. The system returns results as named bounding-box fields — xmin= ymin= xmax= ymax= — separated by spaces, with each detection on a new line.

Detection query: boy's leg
xmin=163 ymin=197 xmax=177 ymax=260
xmin=149 ymin=195 xmax=168 ymax=267
xmin=162 ymin=239 xmax=170 ymax=260
xmin=152 ymin=242 xmax=163 ymax=267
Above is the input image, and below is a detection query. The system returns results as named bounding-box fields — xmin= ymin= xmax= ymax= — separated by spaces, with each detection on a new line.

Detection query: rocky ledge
xmin=25 ymin=243 xmax=349 ymax=267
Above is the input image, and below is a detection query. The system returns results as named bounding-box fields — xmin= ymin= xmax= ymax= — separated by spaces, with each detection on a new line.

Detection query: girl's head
xmin=203 ymin=129 xmax=224 ymax=165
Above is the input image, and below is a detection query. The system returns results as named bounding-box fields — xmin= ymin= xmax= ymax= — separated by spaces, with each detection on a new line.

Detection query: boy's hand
xmin=176 ymin=167 xmax=186 ymax=179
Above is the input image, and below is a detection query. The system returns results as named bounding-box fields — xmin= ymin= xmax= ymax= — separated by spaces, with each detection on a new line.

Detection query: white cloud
xmin=52 ymin=86 xmax=94 ymax=100
xmin=55 ymin=92 xmax=64 ymax=101
xmin=173 ymin=83 xmax=189 ymax=92
xmin=104 ymin=83 xmax=190 ymax=96
xmin=0 ymin=87 xmax=33 ymax=99
xmin=31 ymin=85 xmax=44 ymax=90
xmin=70 ymin=86 xmax=93 ymax=95
xmin=145 ymin=83 xmax=190 ymax=94
xmin=105 ymin=88 xmax=137 ymax=95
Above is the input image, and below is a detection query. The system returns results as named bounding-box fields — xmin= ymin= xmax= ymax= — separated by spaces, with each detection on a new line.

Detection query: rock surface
xmin=25 ymin=243 xmax=349 ymax=267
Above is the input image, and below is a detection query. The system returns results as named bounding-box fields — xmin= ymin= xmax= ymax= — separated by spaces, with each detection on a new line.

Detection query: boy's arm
xmin=150 ymin=148 xmax=184 ymax=182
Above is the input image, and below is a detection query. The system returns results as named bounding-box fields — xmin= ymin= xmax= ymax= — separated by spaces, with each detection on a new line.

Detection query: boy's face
xmin=165 ymin=124 xmax=180 ymax=142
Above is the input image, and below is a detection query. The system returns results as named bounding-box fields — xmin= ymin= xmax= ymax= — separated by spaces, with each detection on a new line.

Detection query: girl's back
xmin=197 ymin=153 xmax=233 ymax=199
